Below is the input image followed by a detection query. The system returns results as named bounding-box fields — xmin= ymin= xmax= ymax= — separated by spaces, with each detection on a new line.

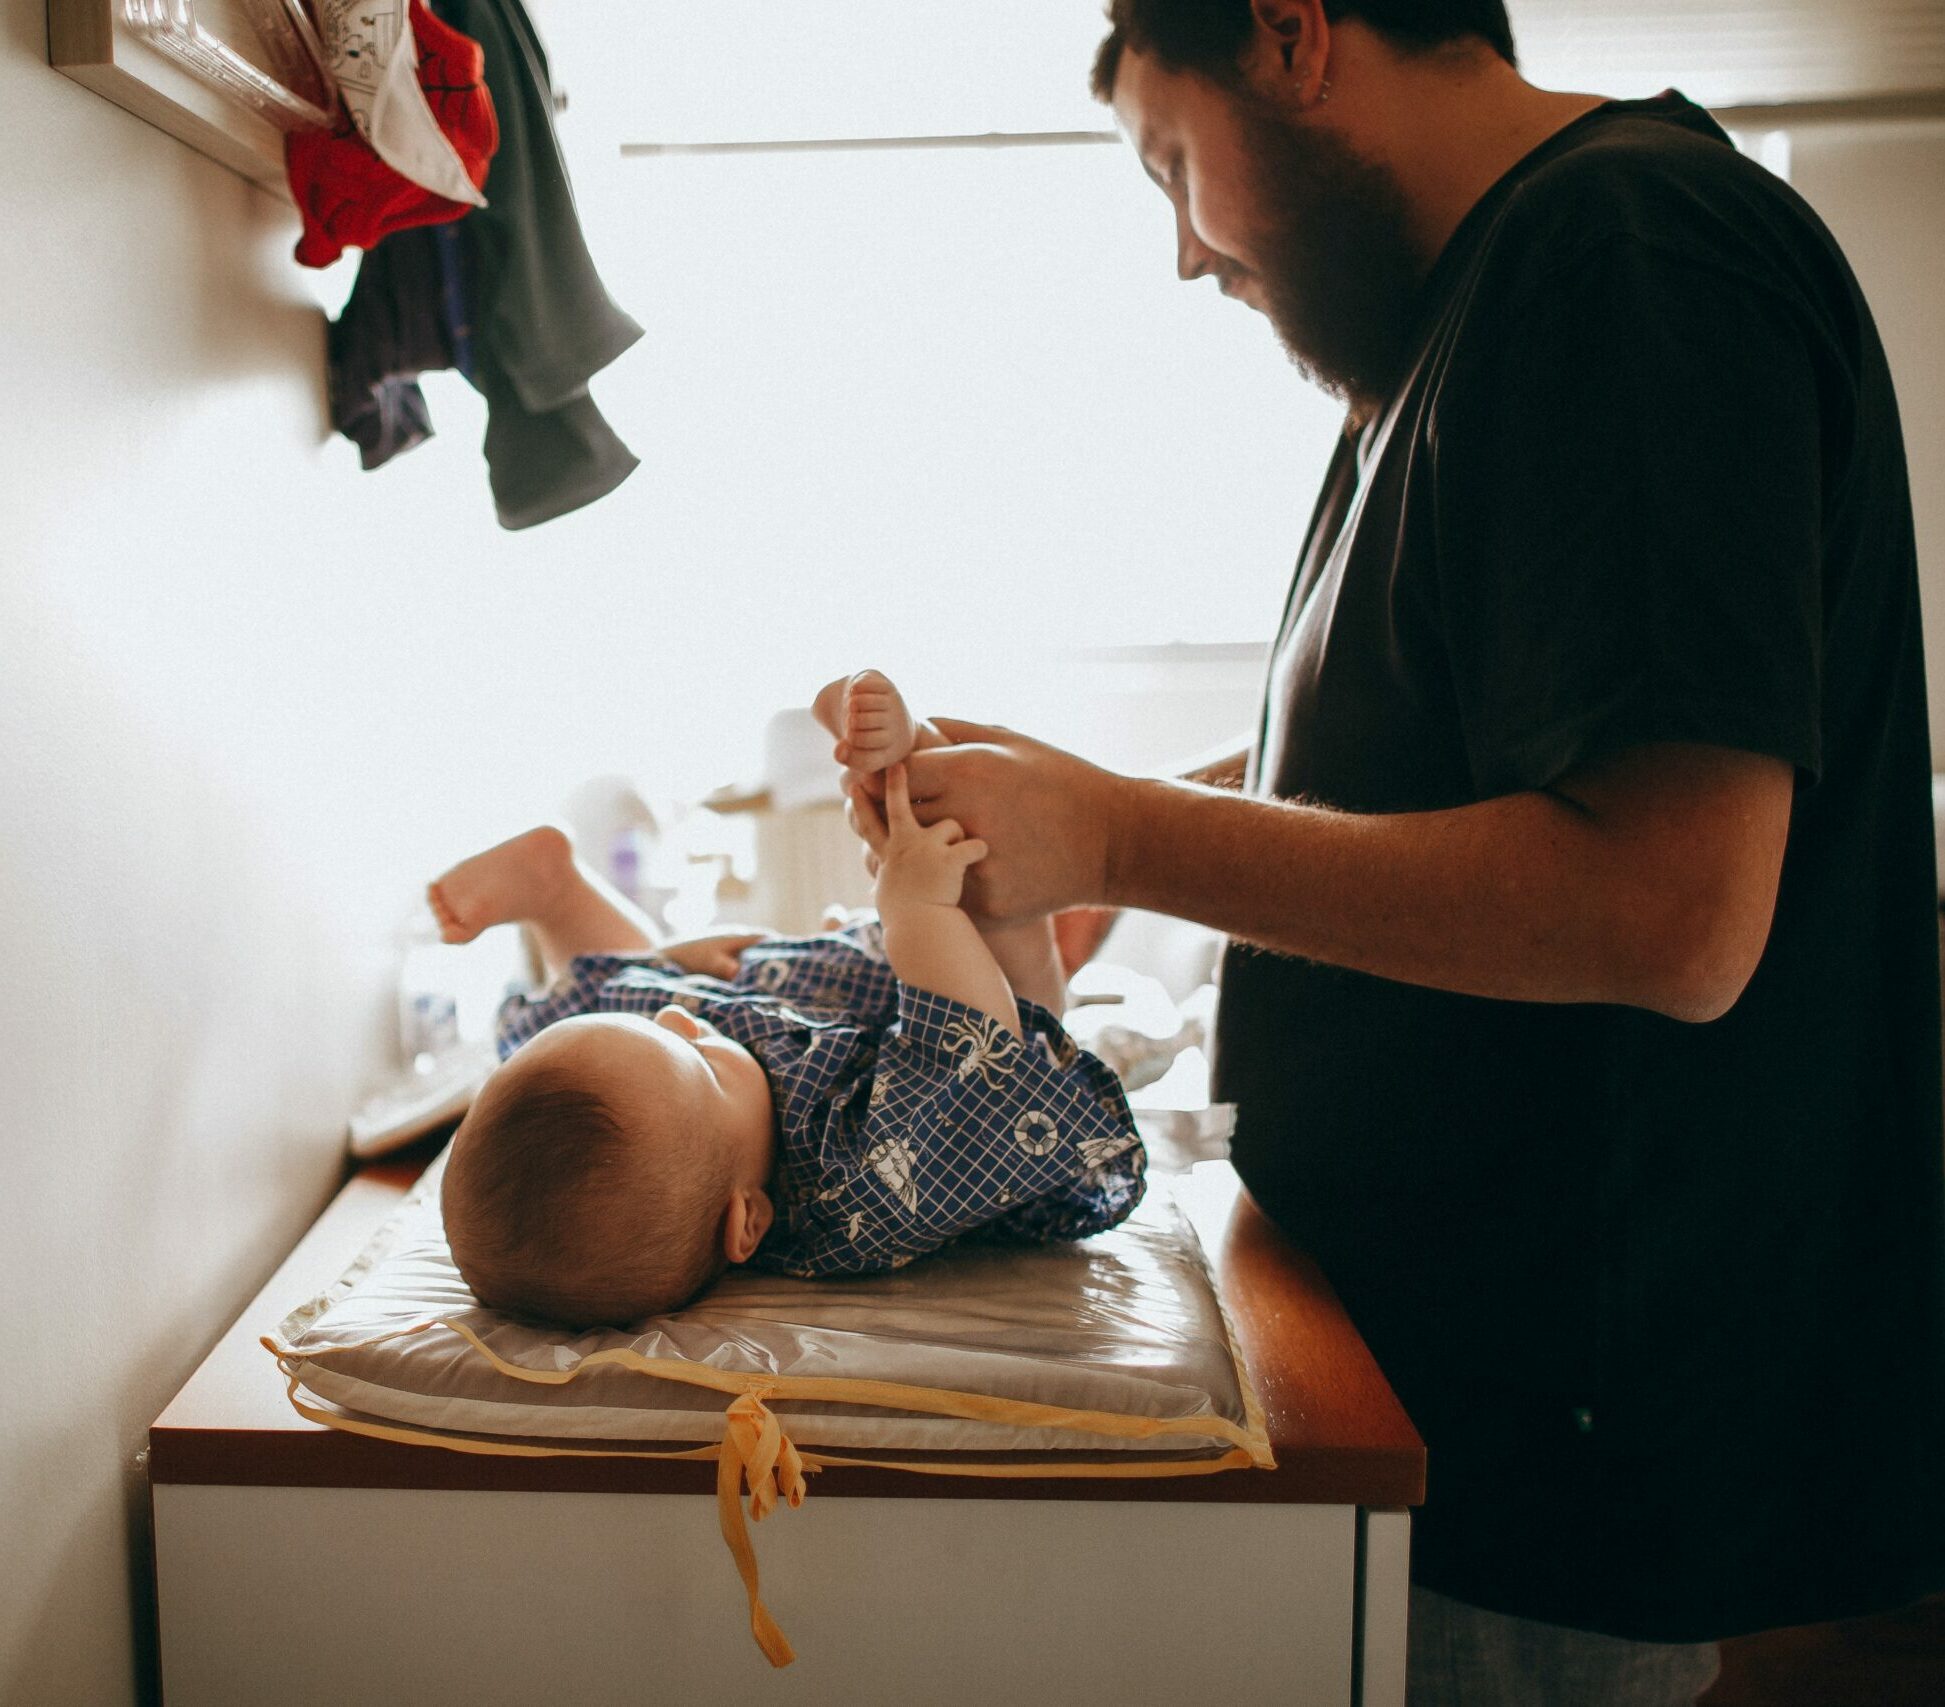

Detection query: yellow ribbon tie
xmin=714 ymin=1389 xmax=811 ymax=1667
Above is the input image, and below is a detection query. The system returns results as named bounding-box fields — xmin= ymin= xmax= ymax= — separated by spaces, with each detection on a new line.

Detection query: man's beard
xmin=1226 ymin=91 xmax=1428 ymax=413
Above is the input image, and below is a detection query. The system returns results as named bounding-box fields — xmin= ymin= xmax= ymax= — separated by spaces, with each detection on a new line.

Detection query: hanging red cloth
xmin=286 ymin=1 xmax=498 ymax=269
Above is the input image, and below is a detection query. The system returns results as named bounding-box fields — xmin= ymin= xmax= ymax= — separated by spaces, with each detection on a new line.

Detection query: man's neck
xmin=1350 ymin=45 xmax=1610 ymax=268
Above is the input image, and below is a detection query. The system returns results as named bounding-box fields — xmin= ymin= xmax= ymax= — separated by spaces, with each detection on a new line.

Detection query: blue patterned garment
xmin=493 ymin=920 xmax=1146 ymax=1277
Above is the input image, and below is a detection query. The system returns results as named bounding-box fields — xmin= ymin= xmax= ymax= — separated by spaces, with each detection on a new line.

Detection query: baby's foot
xmin=839 ymin=670 xmax=919 ymax=773
xmin=427 ymin=825 xmax=573 ymax=944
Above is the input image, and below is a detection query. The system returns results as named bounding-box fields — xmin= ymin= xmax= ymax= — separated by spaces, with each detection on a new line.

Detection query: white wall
xmin=0 ymin=6 xmax=687 ymax=1703
xmin=1785 ymin=120 xmax=1945 ymax=764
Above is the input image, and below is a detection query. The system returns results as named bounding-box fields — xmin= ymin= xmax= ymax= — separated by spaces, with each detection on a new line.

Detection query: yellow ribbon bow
xmin=715 ymin=1388 xmax=811 ymax=1666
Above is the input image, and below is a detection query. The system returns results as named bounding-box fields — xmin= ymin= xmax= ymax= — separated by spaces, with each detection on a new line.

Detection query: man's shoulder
xmin=1477 ymin=96 xmax=1832 ymax=295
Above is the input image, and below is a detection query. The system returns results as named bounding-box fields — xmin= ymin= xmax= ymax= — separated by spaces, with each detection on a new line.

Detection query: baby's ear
xmin=721 ymin=1186 xmax=775 ymax=1265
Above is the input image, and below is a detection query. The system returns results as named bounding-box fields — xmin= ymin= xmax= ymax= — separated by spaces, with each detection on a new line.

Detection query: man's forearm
xmin=903 ymin=722 xmax=1788 ymax=1023
xmin=1100 ymin=762 xmax=1778 ymax=1022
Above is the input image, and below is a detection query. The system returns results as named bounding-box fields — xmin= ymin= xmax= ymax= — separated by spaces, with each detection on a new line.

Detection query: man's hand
xmin=659 ymin=930 xmax=773 ymax=979
xmin=894 ymin=720 xmax=1128 ymax=923
xmin=853 ymin=764 xmax=989 ymax=913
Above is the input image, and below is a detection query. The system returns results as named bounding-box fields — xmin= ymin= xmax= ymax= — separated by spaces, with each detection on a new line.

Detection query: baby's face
xmin=519 ymin=1006 xmax=776 ymax=1187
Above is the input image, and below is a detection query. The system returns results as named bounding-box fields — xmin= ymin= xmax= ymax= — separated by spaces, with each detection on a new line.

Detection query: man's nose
xmin=1175 ymin=204 xmax=1218 ymax=282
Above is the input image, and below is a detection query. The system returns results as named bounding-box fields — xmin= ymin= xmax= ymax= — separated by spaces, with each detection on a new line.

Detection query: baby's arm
xmin=817 ymin=670 xmax=1068 ymax=1017
xmin=863 ymin=764 xmax=1021 ymax=1036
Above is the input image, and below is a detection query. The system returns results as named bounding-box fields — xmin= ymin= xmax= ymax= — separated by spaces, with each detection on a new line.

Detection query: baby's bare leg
xmin=429 ymin=826 xmax=657 ymax=984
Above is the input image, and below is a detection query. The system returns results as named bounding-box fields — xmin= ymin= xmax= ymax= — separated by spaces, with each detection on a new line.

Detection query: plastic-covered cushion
xmin=268 ymin=1148 xmax=1266 ymax=1461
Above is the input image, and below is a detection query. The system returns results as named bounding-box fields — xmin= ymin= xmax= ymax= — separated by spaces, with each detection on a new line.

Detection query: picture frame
xmin=49 ymin=0 xmax=336 ymax=194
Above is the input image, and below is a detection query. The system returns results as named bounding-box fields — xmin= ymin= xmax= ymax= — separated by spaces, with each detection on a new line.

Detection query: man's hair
xmin=1090 ymin=1 xmax=1517 ymax=102
xmin=441 ymin=1061 xmax=733 ymax=1328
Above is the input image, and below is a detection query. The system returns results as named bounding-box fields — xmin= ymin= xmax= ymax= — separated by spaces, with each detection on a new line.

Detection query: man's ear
xmin=721 ymin=1186 xmax=775 ymax=1266
xmin=1248 ymin=0 xmax=1329 ymax=80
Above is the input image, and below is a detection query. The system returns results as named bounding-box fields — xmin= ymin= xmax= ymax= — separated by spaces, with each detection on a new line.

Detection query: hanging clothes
xmin=430 ymin=0 xmax=642 ymax=528
xmin=429 ymin=0 xmax=641 ymax=413
xmin=324 ymin=0 xmax=641 ymax=528
xmin=326 ymin=225 xmax=453 ymax=470
xmin=287 ymin=1 xmax=497 ymax=269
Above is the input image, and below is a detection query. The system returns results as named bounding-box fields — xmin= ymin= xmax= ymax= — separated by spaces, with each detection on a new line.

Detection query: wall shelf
xmin=49 ymin=0 xmax=331 ymax=195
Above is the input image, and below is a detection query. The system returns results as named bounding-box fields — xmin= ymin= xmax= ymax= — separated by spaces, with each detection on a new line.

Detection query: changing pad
xmin=264 ymin=1148 xmax=1272 ymax=1663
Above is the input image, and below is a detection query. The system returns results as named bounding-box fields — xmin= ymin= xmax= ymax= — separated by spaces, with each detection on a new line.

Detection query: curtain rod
xmin=622 ymin=129 xmax=1118 ymax=157
xmin=1708 ymin=90 xmax=1945 ymax=127
xmin=621 ymin=89 xmax=1945 ymax=158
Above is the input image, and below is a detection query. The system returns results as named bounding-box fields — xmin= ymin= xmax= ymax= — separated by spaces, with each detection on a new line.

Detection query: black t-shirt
xmin=1210 ymin=93 xmax=1945 ymax=1641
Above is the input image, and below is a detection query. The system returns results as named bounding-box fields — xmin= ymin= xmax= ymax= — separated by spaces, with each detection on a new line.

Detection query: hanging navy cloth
xmin=327 ymin=226 xmax=450 ymax=471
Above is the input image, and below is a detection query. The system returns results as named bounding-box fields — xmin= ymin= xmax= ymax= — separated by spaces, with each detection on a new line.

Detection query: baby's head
xmin=441 ymin=1006 xmax=777 ymax=1328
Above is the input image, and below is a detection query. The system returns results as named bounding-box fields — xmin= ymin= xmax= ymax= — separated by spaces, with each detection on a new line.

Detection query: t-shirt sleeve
xmin=1429 ymin=234 xmax=1826 ymax=798
xmin=756 ymin=986 xmax=1146 ymax=1278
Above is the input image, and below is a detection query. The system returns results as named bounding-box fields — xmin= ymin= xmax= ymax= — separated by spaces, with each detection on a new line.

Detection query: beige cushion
xmin=270 ymin=1149 xmax=1264 ymax=1459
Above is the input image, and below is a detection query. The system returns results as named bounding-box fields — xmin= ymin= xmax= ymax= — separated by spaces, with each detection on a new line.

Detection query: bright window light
xmin=505 ymin=7 xmax=1351 ymax=787
xmin=549 ymin=138 xmax=1344 ymax=776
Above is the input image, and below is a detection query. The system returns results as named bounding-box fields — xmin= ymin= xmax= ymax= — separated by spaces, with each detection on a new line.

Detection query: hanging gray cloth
xmin=430 ymin=0 xmax=643 ymax=528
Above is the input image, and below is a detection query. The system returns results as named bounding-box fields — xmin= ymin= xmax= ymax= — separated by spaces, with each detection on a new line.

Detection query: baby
xmin=434 ymin=670 xmax=1145 ymax=1329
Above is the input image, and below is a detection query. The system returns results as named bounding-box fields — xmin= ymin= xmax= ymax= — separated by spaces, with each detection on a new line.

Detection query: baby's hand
xmin=865 ymin=764 xmax=987 ymax=912
xmin=660 ymin=929 xmax=773 ymax=979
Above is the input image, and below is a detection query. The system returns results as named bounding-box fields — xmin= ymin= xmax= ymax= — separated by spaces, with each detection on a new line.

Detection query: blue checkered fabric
xmin=494 ymin=920 xmax=1146 ymax=1276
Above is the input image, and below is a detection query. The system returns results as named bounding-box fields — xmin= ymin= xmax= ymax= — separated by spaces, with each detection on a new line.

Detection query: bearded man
xmin=862 ymin=2 xmax=1945 ymax=1702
